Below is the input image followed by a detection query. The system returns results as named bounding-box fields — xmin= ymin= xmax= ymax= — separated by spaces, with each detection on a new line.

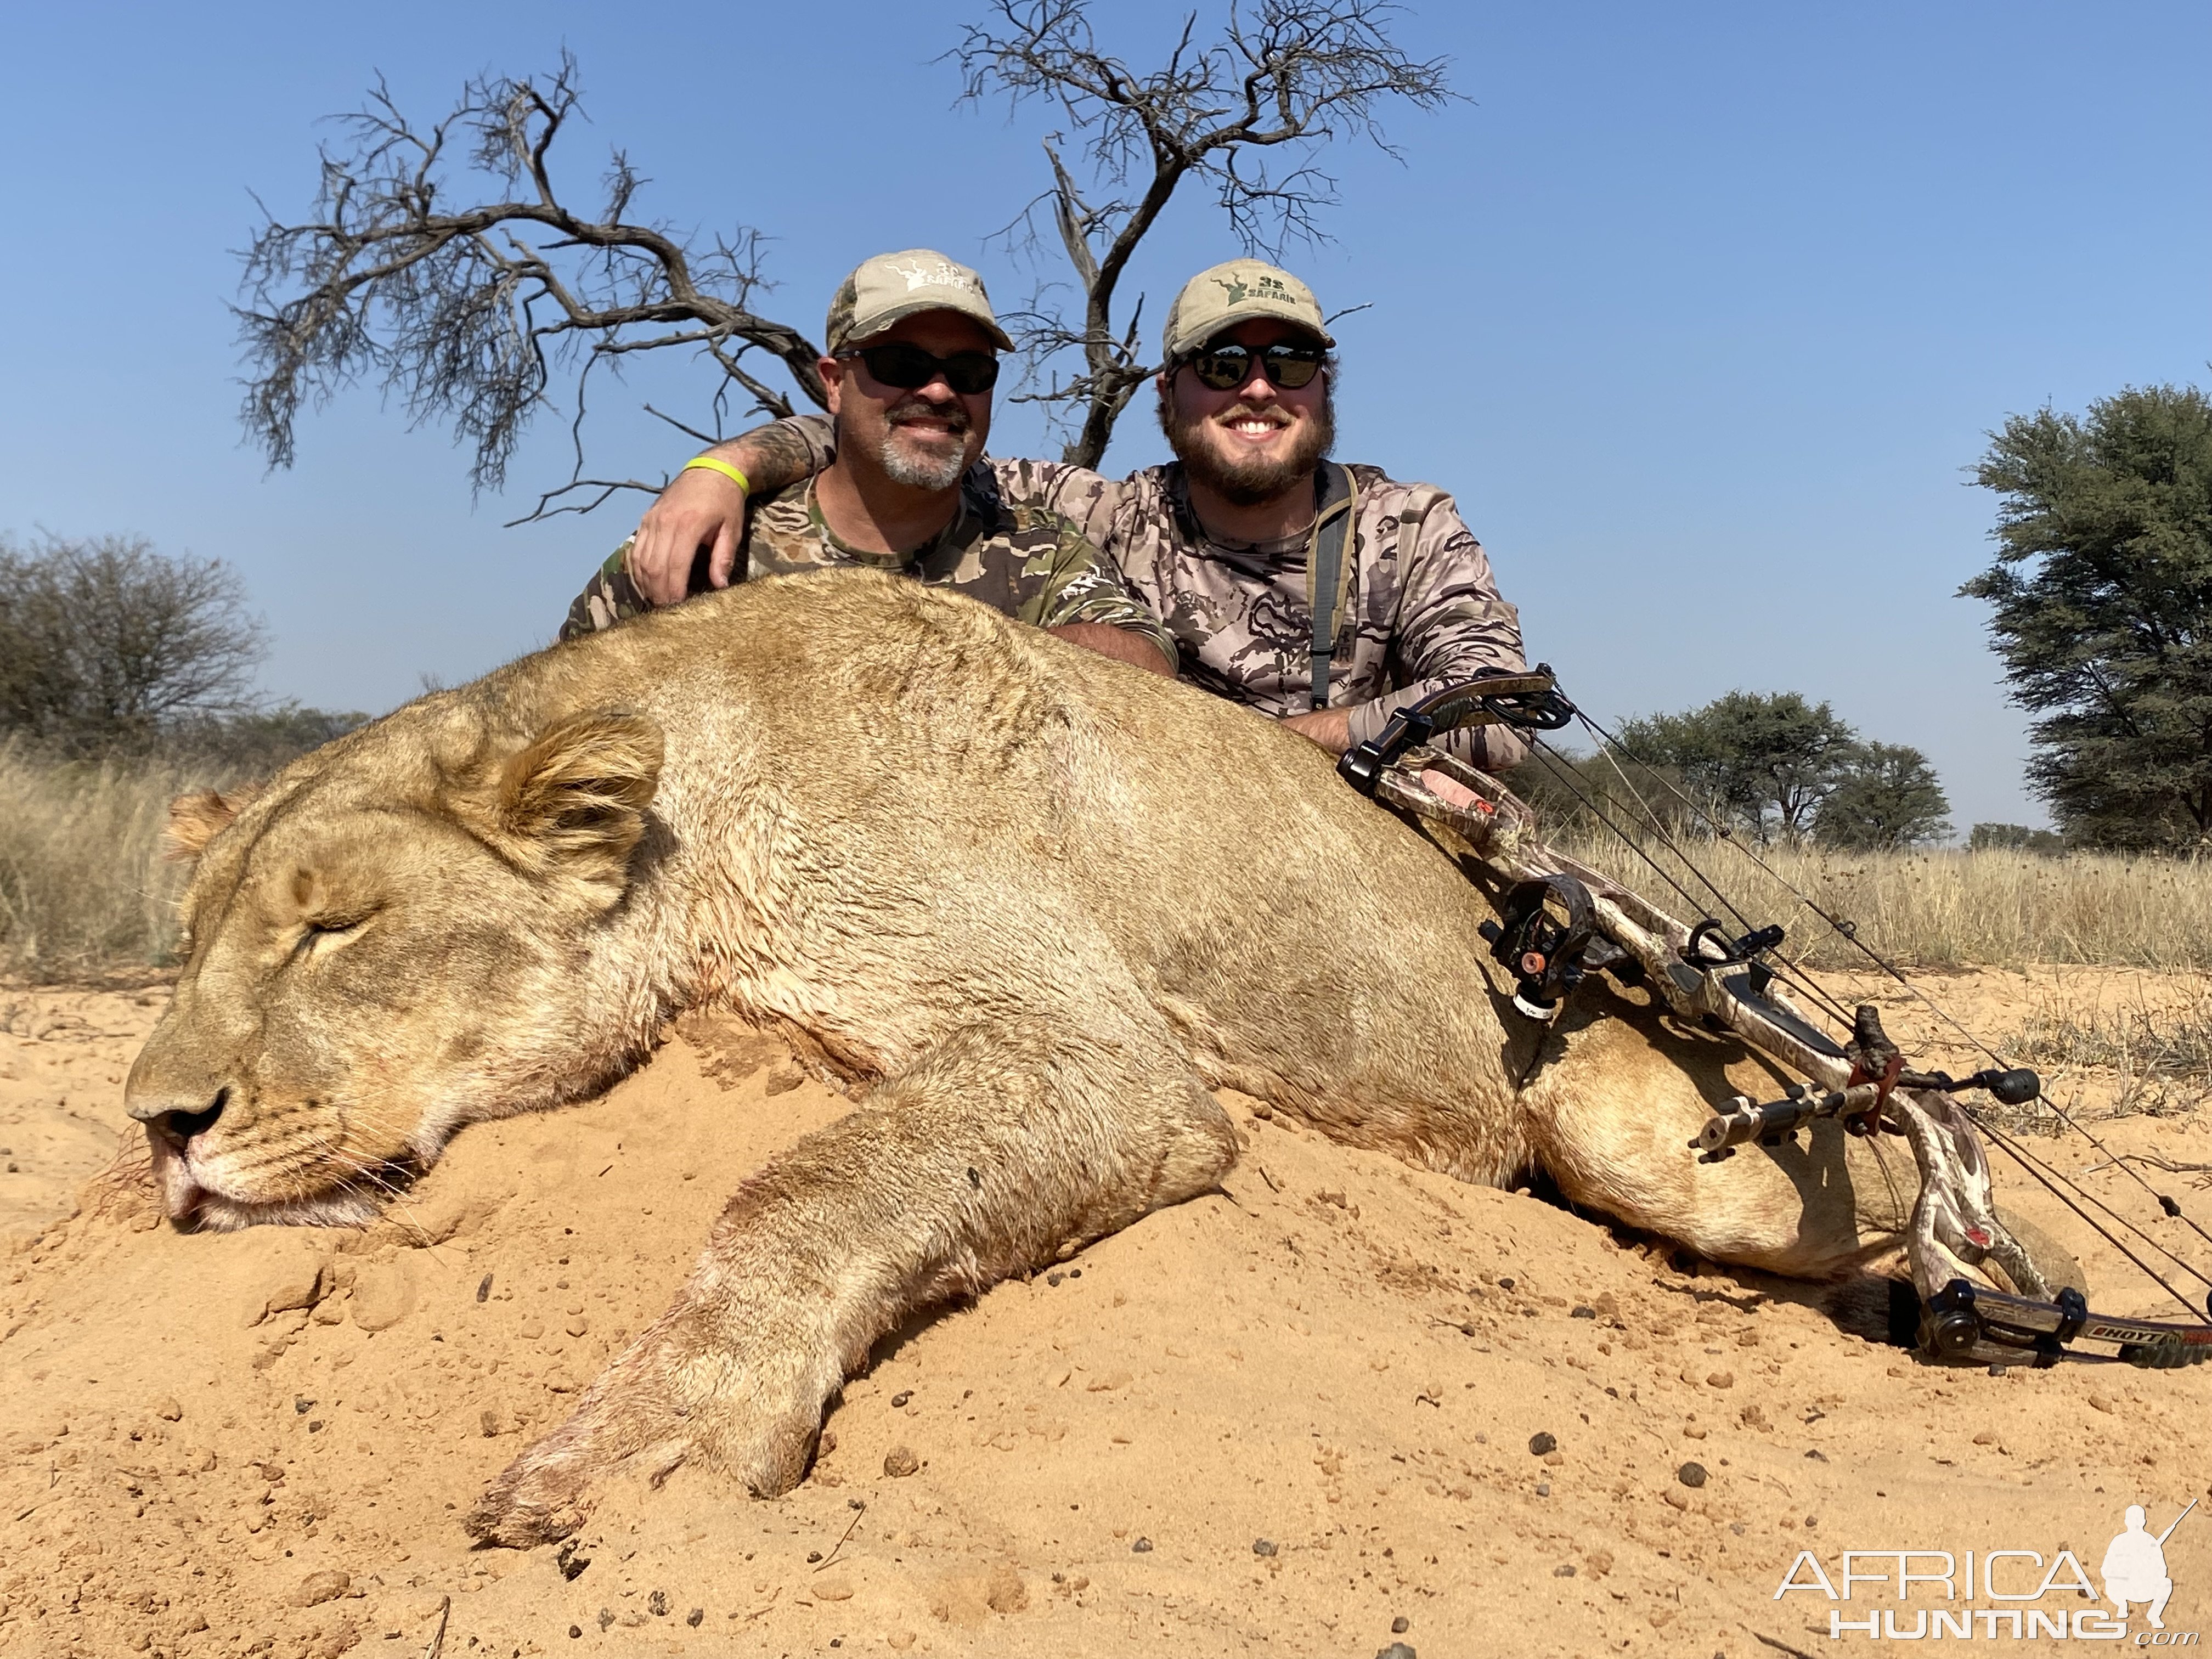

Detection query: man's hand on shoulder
xmin=628 ymin=464 xmax=747 ymax=606
xmin=1279 ymin=707 xmax=1353 ymax=755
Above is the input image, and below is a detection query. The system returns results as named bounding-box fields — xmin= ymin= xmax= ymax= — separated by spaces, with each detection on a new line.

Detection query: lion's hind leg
xmin=1523 ymin=1015 xmax=1914 ymax=1282
xmin=466 ymin=989 xmax=1234 ymax=1547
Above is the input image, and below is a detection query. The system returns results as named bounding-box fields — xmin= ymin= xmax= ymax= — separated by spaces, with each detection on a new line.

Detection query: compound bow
xmin=1336 ymin=668 xmax=2212 ymax=1371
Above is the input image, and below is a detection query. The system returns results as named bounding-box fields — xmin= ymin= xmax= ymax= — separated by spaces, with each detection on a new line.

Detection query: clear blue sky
xmin=3 ymin=2 xmax=2206 ymax=830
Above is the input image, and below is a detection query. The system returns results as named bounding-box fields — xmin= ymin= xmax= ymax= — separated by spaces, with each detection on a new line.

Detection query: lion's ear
xmin=488 ymin=709 xmax=664 ymax=893
xmin=165 ymin=783 xmax=265 ymax=863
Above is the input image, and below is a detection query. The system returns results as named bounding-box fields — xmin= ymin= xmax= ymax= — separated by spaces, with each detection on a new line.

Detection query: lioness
xmin=128 ymin=570 xmax=1908 ymax=1546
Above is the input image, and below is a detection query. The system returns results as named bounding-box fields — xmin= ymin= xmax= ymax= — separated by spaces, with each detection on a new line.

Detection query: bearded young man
xmin=558 ymin=250 xmax=1175 ymax=678
xmin=594 ymin=258 xmax=1524 ymax=765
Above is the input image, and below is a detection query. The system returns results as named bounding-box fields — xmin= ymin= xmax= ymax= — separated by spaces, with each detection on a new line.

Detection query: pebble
xmin=1253 ymin=1538 xmax=1278 ymax=1557
xmin=289 ymin=1570 xmax=349 ymax=1609
xmin=1536 ymin=1481 xmax=1550 ymax=1497
xmin=1392 ymin=1616 xmax=1410 ymax=1633
xmin=1132 ymin=1537 xmax=1154 ymax=1553
xmin=568 ymin=1626 xmax=581 ymax=1640
xmin=1528 ymin=1432 xmax=1557 ymax=1456
xmin=891 ymin=1391 xmax=913 ymax=1408
xmin=1570 ymin=1306 xmax=1596 ymax=1319
xmin=1553 ymin=1564 xmax=1577 ymax=1577
xmin=647 ymin=1589 xmax=668 ymax=1617
xmin=1678 ymin=1462 xmax=1708 ymax=1488
xmin=1047 ymin=1272 xmax=1065 ymax=1286
xmin=1376 ymin=1645 xmax=1418 ymax=1659
xmin=884 ymin=1446 xmax=921 ymax=1477
xmin=476 ymin=1273 xmax=493 ymax=1304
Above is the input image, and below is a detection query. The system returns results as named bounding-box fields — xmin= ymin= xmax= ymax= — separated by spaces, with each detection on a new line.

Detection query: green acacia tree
xmin=1814 ymin=742 xmax=1952 ymax=850
xmin=1612 ymin=690 xmax=1858 ymax=844
xmin=1962 ymin=384 xmax=2212 ymax=850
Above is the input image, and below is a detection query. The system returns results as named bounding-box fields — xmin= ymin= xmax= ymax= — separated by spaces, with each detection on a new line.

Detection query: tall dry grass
xmin=0 ymin=741 xmax=199 ymax=979
xmin=1556 ymin=836 xmax=2212 ymax=971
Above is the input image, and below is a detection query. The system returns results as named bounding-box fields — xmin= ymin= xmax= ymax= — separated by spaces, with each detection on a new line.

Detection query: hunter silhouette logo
xmin=2106 ymin=1501 xmax=2193 ymax=1629
xmin=1775 ymin=1498 xmax=2198 ymax=1641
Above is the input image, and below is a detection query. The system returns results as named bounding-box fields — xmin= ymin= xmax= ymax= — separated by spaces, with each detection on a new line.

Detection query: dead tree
xmin=237 ymin=12 xmax=1453 ymax=514
xmin=953 ymin=0 xmax=1454 ymax=466
xmin=234 ymin=53 xmax=822 ymax=522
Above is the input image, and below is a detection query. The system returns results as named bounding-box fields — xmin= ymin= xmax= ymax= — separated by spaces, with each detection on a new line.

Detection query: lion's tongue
xmin=151 ymin=1147 xmax=210 ymax=1224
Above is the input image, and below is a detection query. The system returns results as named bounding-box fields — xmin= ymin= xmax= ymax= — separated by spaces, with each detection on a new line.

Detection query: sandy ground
xmin=1 ymin=970 xmax=2209 ymax=1659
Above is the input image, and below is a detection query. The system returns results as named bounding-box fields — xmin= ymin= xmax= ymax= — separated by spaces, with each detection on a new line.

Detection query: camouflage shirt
xmin=558 ymin=467 xmax=1176 ymax=667
xmin=760 ymin=417 xmax=1528 ymax=767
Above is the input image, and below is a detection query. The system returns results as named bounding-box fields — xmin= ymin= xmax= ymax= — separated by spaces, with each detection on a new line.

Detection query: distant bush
xmin=1971 ymin=822 xmax=2067 ymax=854
xmin=0 ymin=532 xmax=269 ymax=754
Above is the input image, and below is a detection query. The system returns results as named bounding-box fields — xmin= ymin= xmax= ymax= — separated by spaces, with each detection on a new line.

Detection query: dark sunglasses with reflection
xmin=838 ymin=341 xmax=1001 ymax=396
xmin=1185 ymin=340 xmax=1327 ymax=392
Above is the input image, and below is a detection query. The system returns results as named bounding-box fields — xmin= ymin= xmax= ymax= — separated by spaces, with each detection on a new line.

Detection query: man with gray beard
xmin=559 ymin=250 xmax=1175 ymax=677
xmin=606 ymin=258 xmax=1526 ymax=768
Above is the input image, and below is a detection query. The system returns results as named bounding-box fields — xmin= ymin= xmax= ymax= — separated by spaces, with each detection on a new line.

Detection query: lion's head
xmin=126 ymin=699 xmax=667 ymax=1231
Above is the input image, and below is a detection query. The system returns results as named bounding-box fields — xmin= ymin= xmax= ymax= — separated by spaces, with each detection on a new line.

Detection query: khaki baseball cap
xmin=1161 ymin=258 xmax=1334 ymax=363
xmin=823 ymin=249 xmax=1013 ymax=356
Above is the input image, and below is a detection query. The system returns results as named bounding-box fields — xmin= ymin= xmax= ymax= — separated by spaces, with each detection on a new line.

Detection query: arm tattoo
xmin=726 ymin=417 xmax=832 ymax=494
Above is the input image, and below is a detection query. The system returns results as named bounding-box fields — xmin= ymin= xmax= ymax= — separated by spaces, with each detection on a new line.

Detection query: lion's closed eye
xmin=290 ymin=912 xmax=377 ymax=962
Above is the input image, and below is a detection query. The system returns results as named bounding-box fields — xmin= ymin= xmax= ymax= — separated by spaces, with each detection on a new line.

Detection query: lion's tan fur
xmin=130 ymin=569 xmax=1909 ymax=1545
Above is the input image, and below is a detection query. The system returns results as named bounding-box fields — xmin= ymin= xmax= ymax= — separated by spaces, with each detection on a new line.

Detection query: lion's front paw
xmin=462 ymin=1344 xmax=831 ymax=1545
xmin=464 ymin=1367 xmax=693 ymax=1548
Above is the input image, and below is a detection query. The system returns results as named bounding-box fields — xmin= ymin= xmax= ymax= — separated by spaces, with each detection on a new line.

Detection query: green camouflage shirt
xmin=558 ymin=468 xmax=1175 ymax=667
xmin=754 ymin=417 xmax=1528 ymax=768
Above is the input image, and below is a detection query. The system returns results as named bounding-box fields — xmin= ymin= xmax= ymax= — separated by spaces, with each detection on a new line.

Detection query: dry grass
xmin=2004 ymin=984 xmax=2212 ymax=1118
xmin=1557 ymin=836 xmax=2212 ymax=971
xmin=0 ymin=742 xmax=200 ymax=980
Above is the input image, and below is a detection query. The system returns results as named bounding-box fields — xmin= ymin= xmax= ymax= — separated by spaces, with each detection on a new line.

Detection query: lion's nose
xmin=136 ymin=1088 xmax=229 ymax=1147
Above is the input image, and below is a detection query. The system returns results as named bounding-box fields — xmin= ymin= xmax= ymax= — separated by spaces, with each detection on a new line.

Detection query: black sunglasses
xmin=840 ymin=341 xmax=1000 ymax=396
xmin=1186 ymin=340 xmax=1327 ymax=392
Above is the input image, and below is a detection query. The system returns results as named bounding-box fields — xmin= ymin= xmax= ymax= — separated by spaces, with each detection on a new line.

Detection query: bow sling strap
xmin=1304 ymin=461 xmax=1359 ymax=710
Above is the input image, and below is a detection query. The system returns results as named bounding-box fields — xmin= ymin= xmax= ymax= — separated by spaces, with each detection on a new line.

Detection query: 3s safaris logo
xmin=1774 ymin=1500 xmax=2198 ymax=1643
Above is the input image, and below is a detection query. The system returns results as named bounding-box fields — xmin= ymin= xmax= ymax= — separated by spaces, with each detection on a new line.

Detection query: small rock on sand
xmin=884 ymin=1445 xmax=921 ymax=1477
xmin=289 ymin=1570 xmax=348 ymax=1609
xmin=1528 ymin=1431 xmax=1557 ymax=1456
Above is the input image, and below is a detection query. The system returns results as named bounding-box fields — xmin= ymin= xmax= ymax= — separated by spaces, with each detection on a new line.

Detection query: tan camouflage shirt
xmin=558 ymin=467 xmax=1176 ymax=667
xmin=760 ymin=417 xmax=1528 ymax=767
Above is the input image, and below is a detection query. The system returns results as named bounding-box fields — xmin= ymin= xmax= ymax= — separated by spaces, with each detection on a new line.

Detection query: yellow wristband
xmin=681 ymin=455 xmax=751 ymax=494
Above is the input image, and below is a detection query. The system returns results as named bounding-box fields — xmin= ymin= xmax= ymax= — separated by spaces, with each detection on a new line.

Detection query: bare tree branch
xmin=235 ymin=52 xmax=824 ymax=501
xmin=952 ymin=0 xmax=1456 ymax=466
